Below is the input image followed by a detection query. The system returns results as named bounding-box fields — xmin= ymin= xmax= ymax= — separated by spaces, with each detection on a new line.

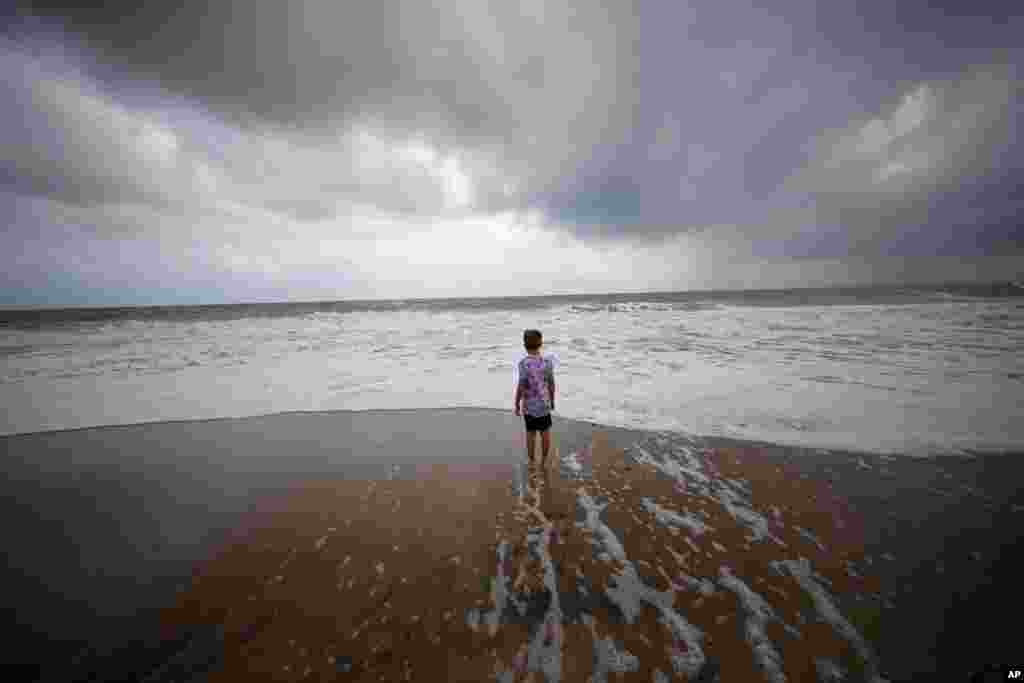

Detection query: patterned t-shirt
xmin=516 ymin=354 xmax=555 ymax=417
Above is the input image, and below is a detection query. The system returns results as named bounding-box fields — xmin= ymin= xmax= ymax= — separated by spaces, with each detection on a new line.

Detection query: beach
xmin=4 ymin=409 xmax=1021 ymax=682
xmin=4 ymin=0 xmax=1023 ymax=674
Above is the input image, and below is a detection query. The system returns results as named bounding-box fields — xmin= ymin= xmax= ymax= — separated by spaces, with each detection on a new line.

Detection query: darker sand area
xmin=3 ymin=409 xmax=1021 ymax=681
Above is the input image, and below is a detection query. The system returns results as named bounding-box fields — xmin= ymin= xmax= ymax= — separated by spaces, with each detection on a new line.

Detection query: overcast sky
xmin=2 ymin=1 xmax=1022 ymax=305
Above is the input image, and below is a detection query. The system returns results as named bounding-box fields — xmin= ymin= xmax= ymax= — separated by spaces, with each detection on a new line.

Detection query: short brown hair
xmin=523 ymin=329 xmax=543 ymax=351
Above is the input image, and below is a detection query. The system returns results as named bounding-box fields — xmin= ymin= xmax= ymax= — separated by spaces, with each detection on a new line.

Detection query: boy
xmin=513 ymin=329 xmax=556 ymax=468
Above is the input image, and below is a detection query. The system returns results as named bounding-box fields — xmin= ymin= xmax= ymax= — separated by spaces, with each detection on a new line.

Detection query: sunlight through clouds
xmin=440 ymin=155 xmax=474 ymax=209
xmin=854 ymin=86 xmax=933 ymax=159
xmin=138 ymin=123 xmax=180 ymax=166
xmin=2 ymin=2 xmax=1020 ymax=304
xmin=873 ymin=161 xmax=912 ymax=184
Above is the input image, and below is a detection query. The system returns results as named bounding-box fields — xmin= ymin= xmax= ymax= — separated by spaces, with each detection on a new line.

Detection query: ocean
xmin=2 ymin=281 xmax=1022 ymax=455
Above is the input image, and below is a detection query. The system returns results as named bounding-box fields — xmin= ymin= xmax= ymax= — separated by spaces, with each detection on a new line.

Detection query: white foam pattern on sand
xmin=586 ymin=620 xmax=641 ymax=682
xmin=713 ymin=479 xmax=782 ymax=545
xmin=627 ymin=433 xmax=787 ymax=547
xmin=795 ymin=526 xmax=827 ymax=552
xmin=559 ymin=449 xmax=589 ymax=481
xmin=576 ymin=489 xmax=707 ymax=677
xmin=629 ymin=442 xmax=711 ymax=489
xmin=471 ymin=471 xmax=712 ymax=681
xmin=771 ymin=558 xmax=890 ymax=683
xmin=717 ymin=566 xmax=792 ymax=683
xmin=640 ymin=498 xmax=713 ymax=535
xmin=524 ymin=524 xmax=564 ymax=682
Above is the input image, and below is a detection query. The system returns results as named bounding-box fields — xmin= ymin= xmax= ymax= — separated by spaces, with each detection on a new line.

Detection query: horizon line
xmin=1 ymin=278 xmax=1021 ymax=312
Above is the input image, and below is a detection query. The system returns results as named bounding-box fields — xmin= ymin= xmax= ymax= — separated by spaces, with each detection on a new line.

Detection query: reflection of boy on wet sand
xmin=514 ymin=329 xmax=556 ymax=468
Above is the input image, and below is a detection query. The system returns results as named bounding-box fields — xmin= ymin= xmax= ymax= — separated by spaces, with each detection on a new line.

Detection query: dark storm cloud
xmin=781 ymin=62 xmax=1023 ymax=258
xmin=0 ymin=40 xmax=227 ymax=229
xmin=2 ymin=0 xmax=1022 ymax=267
xmin=7 ymin=0 xmax=641 ymax=218
xmin=564 ymin=0 xmax=1023 ymax=253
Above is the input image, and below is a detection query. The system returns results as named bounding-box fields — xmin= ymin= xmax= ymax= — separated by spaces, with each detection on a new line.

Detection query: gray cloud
xmin=1 ymin=59 xmax=201 ymax=214
xmin=8 ymin=1 xmax=640 ymax=218
xmin=2 ymin=0 xmax=1022 ymax=307
xmin=781 ymin=62 xmax=1020 ymax=256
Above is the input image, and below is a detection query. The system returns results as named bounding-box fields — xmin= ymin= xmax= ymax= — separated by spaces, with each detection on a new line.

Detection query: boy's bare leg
xmin=541 ymin=430 xmax=551 ymax=468
xmin=526 ymin=431 xmax=536 ymax=464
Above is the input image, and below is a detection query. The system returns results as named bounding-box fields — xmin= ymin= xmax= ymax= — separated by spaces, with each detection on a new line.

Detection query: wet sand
xmin=3 ymin=409 xmax=1021 ymax=681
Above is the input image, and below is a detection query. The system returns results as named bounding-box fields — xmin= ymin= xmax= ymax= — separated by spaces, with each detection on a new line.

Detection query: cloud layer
xmin=1 ymin=1 xmax=1022 ymax=303
xmin=783 ymin=63 xmax=1021 ymax=256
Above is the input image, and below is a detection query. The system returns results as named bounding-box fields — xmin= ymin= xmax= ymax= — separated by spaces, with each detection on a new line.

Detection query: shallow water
xmin=2 ymin=283 xmax=1021 ymax=454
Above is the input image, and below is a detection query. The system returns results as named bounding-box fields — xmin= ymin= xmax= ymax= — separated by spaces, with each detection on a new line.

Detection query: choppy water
xmin=2 ymin=281 xmax=1022 ymax=455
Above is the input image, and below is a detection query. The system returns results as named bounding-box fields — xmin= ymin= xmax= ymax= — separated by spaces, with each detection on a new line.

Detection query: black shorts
xmin=523 ymin=413 xmax=552 ymax=432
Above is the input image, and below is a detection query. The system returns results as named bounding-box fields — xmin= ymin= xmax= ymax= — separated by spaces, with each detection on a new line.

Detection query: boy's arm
xmin=513 ymin=361 xmax=521 ymax=411
xmin=548 ymin=366 xmax=556 ymax=409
